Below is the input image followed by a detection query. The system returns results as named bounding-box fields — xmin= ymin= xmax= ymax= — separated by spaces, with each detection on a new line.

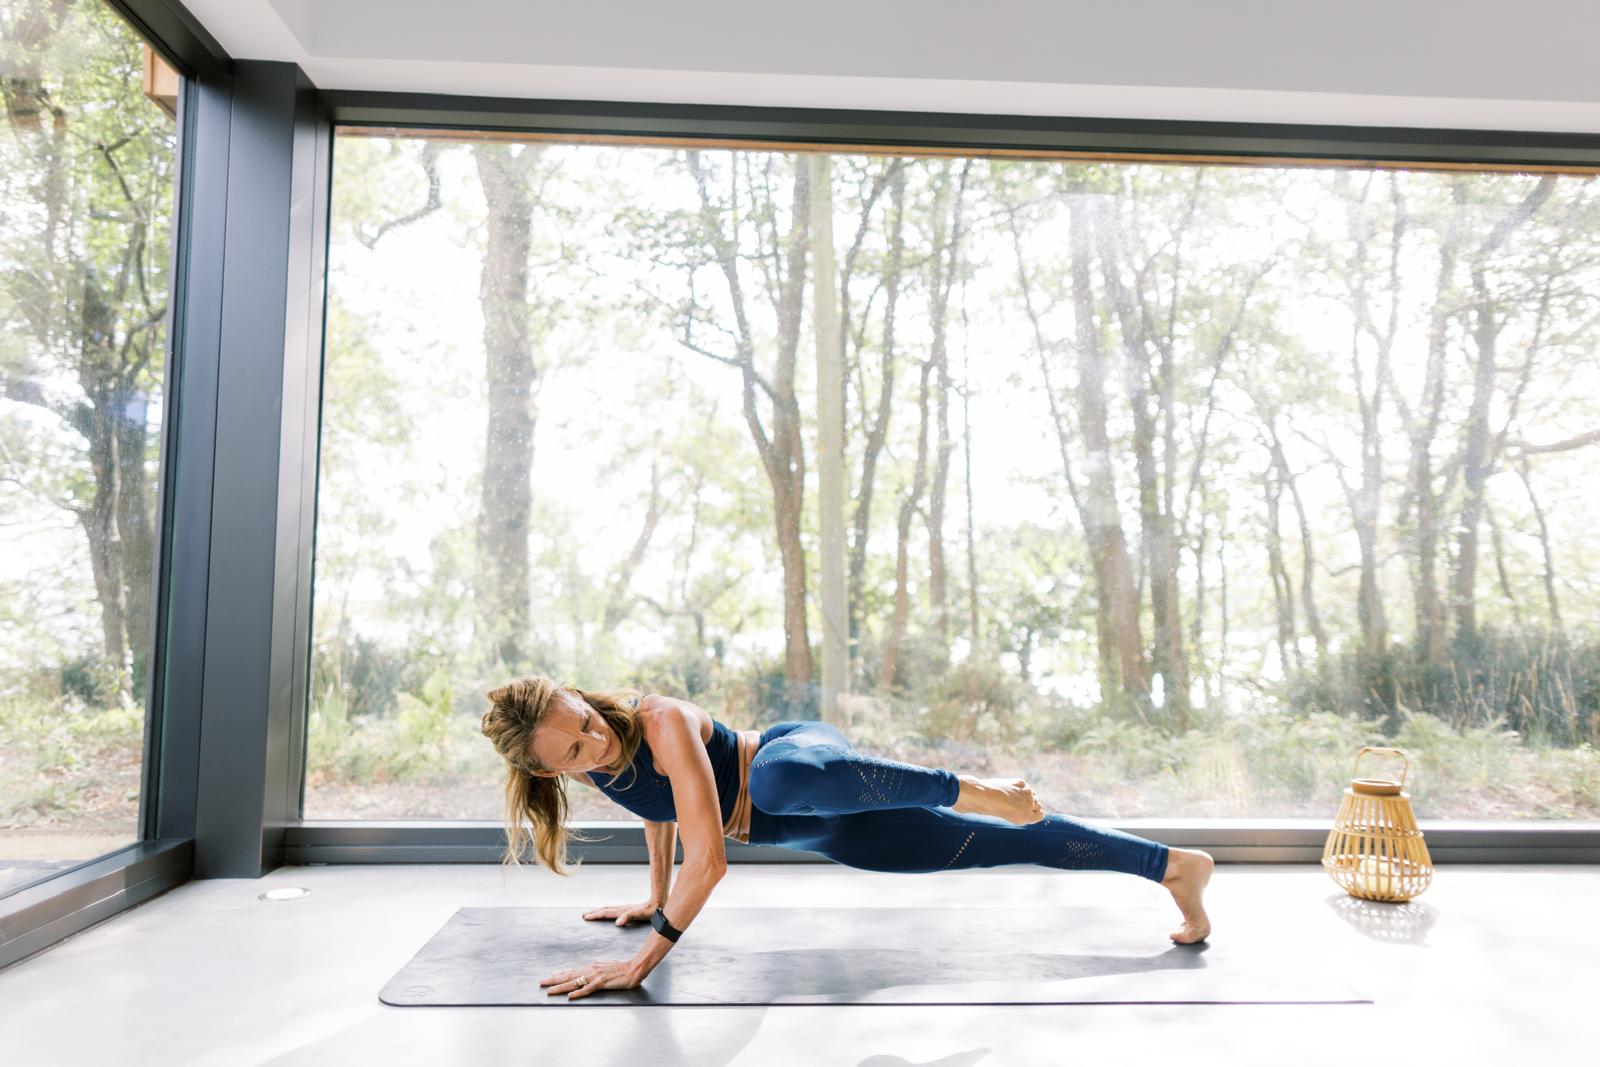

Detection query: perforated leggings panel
xmin=748 ymin=720 xmax=961 ymax=816
xmin=746 ymin=721 xmax=1170 ymax=883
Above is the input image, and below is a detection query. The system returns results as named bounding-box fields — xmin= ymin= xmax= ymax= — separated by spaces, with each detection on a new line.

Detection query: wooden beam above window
xmin=141 ymin=44 xmax=179 ymax=120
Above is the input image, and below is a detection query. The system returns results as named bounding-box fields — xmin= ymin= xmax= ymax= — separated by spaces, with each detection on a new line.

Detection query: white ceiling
xmin=180 ymin=0 xmax=1600 ymax=133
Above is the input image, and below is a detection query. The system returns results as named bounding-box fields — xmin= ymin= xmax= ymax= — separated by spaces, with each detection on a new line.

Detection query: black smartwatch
xmin=650 ymin=907 xmax=683 ymax=942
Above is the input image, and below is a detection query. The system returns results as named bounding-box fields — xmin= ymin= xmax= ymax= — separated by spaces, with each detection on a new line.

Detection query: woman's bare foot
xmin=952 ymin=775 xmax=1046 ymax=824
xmin=1161 ymin=847 xmax=1214 ymax=944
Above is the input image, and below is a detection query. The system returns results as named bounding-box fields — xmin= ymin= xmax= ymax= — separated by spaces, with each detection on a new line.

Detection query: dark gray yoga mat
xmin=380 ymin=907 xmax=1370 ymax=1006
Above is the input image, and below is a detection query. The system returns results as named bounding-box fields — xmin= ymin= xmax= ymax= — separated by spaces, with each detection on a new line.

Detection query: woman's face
xmin=526 ymin=689 xmax=617 ymax=776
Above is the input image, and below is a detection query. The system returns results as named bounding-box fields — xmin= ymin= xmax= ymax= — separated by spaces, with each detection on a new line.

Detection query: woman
xmin=480 ymin=676 xmax=1214 ymax=1001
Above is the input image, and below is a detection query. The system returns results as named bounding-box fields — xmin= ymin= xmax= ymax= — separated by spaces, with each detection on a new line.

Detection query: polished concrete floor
xmin=1 ymin=861 xmax=1592 ymax=1066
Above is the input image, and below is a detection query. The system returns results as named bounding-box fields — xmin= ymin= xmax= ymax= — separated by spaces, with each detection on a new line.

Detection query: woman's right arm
xmin=643 ymin=818 xmax=677 ymax=905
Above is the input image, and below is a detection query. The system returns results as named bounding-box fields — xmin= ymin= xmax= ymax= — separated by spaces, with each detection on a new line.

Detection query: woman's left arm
xmin=629 ymin=700 xmax=727 ymax=976
xmin=542 ymin=699 xmax=726 ymax=999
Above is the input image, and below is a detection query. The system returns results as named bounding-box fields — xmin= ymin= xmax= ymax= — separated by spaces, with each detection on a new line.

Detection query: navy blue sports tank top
xmin=584 ymin=714 xmax=745 ymax=825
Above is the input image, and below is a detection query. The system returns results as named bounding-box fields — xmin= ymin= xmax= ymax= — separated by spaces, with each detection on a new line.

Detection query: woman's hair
xmin=479 ymin=676 xmax=646 ymax=875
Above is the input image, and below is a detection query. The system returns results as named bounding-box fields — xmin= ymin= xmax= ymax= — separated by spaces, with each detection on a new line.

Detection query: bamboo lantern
xmin=1321 ymin=747 xmax=1434 ymax=902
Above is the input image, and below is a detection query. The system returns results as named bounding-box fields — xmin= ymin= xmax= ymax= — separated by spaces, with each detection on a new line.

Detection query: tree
xmin=810 ymin=153 xmax=846 ymax=716
xmin=923 ymin=160 xmax=972 ymax=663
xmin=675 ymin=150 xmax=815 ymax=690
xmin=1450 ymin=176 xmax=1556 ymax=642
xmin=1062 ymin=170 xmax=1150 ymax=706
xmin=471 ymin=142 xmax=543 ymax=668
xmin=1 ymin=0 xmax=176 ymax=701
xmin=844 ymin=160 xmax=903 ymax=685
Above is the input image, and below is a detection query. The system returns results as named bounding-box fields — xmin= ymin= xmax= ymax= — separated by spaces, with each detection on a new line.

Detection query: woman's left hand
xmin=539 ymin=958 xmax=645 ymax=1000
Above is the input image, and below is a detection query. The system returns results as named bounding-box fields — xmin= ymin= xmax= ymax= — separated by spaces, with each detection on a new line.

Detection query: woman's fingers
xmin=542 ymin=968 xmax=595 ymax=995
xmin=567 ymin=973 xmax=605 ymax=999
xmin=541 ymin=960 xmax=634 ymax=999
xmin=583 ymin=903 xmax=655 ymax=923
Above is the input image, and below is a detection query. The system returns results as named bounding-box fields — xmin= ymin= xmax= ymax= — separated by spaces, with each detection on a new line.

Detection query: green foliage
xmin=1393 ymin=706 xmax=1521 ymax=808
xmin=1045 ymin=706 xmax=1600 ymax=819
xmin=1287 ymin=628 xmax=1600 ymax=747
xmin=1072 ymin=713 xmax=1185 ymax=780
xmin=306 ymin=666 xmax=478 ymax=786
xmin=1533 ymin=744 xmax=1600 ymax=815
xmin=310 ymin=633 xmax=433 ymax=721
xmin=1231 ymin=712 xmax=1382 ymax=802
xmin=920 ymin=658 xmax=1030 ymax=749
xmin=306 ymin=685 xmax=372 ymax=784
xmin=391 ymin=668 xmax=459 ymax=779
xmin=56 ymin=653 xmax=126 ymax=708
xmin=0 ymin=688 xmax=143 ymax=824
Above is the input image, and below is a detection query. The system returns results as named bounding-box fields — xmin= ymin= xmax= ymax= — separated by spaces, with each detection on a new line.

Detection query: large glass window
xmin=0 ymin=1 xmax=180 ymax=893
xmin=309 ymin=129 xmax=1600 ymax=825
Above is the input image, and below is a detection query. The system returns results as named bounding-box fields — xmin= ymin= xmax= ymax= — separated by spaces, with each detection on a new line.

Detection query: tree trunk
xmin=1452 ymin=177 xmax=1555 ymax=641
xmin=962 ymin=320 xmax=981 ymax=659
xmin=472 ymin=144 xmax=540 ymax=668
xmin=683 ymin=152 xmax=815 ymax=689
xmin=836 ymin=159 xmax=895 ymax=687
xmin=1516 ymin=457 xmax=1563 ymax=635
xmin=1405 ymin=180 xmax=1468 ymax=665
xmin=82 ymin=382 xmax=132 ymax=698
xmin=810 ymin=154 xmax=847 ymax=716
xmin=114 ymin=374 xmax=156 ymax=698
xmin=1068 ymin=189 xmax=1147 ymax=705
xmin=1094 ymin=190 xmax=1183 ymax=720
xmin=1263 ymin=461 xmax=1298 ymax=675
xmin=771 ymin=162 xmax=815 ymax=689
xmin=1484 ymin=500 xmax=1522 ymax=630
xmin=1277 ymin=435 xmax=1327 ymax=660
xmin=847 ymin=165 xmax=905 ymax=683
xmin=1217 ymin=504 xmax=1230 ymax=708
xmin=925 ymin=162 xmax=970 ymax=662
xmin=1180 ymin=338 xmax=1233 ymax=710
xmin=600 ymin=454 xmax=663 ymax=634
xmin=1190 ymin=498 xmax=1209 ymax=704
xmin=882 ymin=355 xmax=932 ymax=692
xmin=1327 ymin=171 xmax=1400 ymax=658
xmin=1005 ymin=192 xmax=1115 ymax=697
xmin=1453 ymin=267 xmax=1498 ymax=644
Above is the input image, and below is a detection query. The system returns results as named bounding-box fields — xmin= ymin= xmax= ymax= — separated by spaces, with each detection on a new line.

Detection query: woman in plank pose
xmin=480 ymin=676 xmax=1214 ymax=1000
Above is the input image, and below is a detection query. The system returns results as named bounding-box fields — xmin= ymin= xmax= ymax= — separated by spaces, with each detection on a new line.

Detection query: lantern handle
xmin=1354 ymin=746 xmax=1410 ymax=787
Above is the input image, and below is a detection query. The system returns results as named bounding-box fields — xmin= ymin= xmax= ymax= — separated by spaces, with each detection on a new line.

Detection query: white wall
xmin=183 ymin=0 xmax=1600 ymax=132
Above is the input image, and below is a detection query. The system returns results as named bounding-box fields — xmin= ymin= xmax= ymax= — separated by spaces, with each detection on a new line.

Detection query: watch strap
xmin=651 ymin=906 xmax=683 ymax=942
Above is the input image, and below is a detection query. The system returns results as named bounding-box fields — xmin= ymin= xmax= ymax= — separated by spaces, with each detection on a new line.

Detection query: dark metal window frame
xmin=321 ymin=91 xmax=1600 ymax=171
xmin=9 ymin=0 xmax=1600 ymax=975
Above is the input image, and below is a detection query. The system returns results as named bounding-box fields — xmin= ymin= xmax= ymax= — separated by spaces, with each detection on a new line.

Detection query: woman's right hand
xmin=582 ymin=901 xmax=660 ymax=927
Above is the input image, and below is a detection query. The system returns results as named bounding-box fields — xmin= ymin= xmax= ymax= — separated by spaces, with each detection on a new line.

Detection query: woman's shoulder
xmin=638 ymin=693 xmax=714 ymax=745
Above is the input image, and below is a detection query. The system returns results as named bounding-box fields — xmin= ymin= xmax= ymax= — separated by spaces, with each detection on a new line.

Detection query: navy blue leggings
xmin=745 ymin=721 xmax=1169 ymax=883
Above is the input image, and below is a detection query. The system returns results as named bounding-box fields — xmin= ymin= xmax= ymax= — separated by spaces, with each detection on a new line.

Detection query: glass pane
xmin=311 ymin=130 xmax=1600 ymax=825
xmin=0 ymin=2 xmax=180 ymax=894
